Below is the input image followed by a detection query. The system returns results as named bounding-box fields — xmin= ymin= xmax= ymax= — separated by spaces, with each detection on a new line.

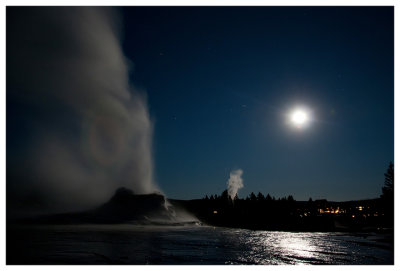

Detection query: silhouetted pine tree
xmin=381 ymin=162 xmax=394 ymax=227
xmin=220 ymin=189 xmax=229 ymax=200
xmin=381 ymin=162 xmax=394 ymax=200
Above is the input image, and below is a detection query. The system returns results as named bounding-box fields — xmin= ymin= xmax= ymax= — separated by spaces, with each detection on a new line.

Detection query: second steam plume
xmin=227 ymin=169 xmax=244 ymax=200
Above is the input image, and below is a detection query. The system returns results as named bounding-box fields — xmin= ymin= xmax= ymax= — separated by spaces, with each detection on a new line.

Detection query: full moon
xmin=291 ymin=109 xmax=309 ymax=127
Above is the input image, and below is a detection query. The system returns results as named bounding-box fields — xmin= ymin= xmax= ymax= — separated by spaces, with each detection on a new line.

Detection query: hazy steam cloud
xmin=7 ymin=7 xmax=156 ymax=213
xmin=227 ymin=169 xmax=244 ymax=200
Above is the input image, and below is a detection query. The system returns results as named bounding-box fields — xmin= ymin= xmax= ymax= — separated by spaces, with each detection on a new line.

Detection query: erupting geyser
xmin=227 ymin=169 xmax=244 ymax=200
xmin=7 ymin=7 xmax=157 ymax=213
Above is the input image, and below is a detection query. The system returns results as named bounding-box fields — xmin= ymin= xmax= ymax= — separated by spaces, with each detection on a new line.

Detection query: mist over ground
xmin=7 ymin=7 xmax=156 ymax=214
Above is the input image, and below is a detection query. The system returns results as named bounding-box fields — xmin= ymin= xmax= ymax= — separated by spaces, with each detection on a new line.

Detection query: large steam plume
xmin=227 ymin=169 xmax=244 ymax=200
xmin=7 ymin=7 xmax=156 ymax=213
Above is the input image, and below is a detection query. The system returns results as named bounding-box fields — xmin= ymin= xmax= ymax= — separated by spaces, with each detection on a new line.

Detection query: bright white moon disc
xmin=291 ymin=110 xmax=308 ymax=126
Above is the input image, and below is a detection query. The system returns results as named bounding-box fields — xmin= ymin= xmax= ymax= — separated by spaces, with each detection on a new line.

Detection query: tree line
xmin=202 ymin=190 xmax=295 ymax=202
xmin=202 ymin=162 xmax=394 ymax=204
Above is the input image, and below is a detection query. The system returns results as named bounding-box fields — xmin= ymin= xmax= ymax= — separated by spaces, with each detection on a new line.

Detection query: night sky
xmin=122 ymin=7 xmax=393 ymax=201
xmin=7 ymin=7 xmax=394 ymax=208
